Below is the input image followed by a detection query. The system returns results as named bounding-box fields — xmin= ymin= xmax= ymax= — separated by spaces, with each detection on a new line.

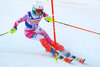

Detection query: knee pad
xmin=50 ymin=40 xmax=64 ymax=50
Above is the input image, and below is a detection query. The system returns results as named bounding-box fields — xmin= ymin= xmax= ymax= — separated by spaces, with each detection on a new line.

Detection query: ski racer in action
xmin=9 ymin=1 xmax=85 ymax=63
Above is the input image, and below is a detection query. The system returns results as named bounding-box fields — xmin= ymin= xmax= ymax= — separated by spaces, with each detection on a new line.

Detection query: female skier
xmin=9 ymin=1 xmax=85 ymax=63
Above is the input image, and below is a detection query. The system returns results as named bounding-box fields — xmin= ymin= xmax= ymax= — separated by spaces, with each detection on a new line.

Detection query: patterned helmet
xmin=32 ymin=1 xmax=44 ymax=12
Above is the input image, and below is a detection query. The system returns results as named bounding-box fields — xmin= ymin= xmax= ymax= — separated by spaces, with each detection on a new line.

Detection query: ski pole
xmin=0 ymin=32 xmax=8 ymax=36
xmin=55 ymin=21 xmax=100 ymax=35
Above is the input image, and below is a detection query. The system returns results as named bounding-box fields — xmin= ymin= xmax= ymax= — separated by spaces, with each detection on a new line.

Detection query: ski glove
xmin=44 ymin=17 xmax=53 ymax=22
xmin=8 ymin=27 xmax=17 ymax=34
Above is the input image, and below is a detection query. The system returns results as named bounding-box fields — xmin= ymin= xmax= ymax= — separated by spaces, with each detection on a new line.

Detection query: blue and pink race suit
xmin=14 ymin=11 xmax=51 ymax=43
xmin=13 ymin=11 xmax=69 ymax=56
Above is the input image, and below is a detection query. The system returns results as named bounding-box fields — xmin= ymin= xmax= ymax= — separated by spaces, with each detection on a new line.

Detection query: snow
xmin=0 ymin=0 xmax=100 ymax=67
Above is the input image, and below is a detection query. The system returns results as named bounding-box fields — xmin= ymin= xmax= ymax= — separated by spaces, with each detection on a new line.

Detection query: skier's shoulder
xmin=27 ymin=11 xmax=32 ymax=17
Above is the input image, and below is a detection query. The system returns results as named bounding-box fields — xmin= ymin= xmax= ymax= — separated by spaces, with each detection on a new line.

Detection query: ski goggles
xmin=36 ymin=9 xmax=43 ymax=13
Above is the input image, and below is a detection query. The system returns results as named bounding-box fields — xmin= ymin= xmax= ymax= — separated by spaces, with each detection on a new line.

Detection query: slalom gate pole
xmin=51 ymin=0 xmax=58 ymax=62
xmin=55 ymin=21 xmax=100 ymax=35
xmin=0 ymin=32 xmax=8 ymax=36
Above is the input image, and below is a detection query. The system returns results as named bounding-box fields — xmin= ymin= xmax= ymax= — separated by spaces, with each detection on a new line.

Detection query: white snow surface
xmin=0 ymin=0 xmax=100 ymax=67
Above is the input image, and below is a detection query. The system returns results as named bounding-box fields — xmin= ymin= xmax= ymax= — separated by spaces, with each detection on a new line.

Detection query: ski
xmin=58 ymin=55 xmax=73 ymax=63
xmin=75 ymin=58 xmax=86 ymax=64
xmin=71 ymin=55 xmax=86 ymax=64
xmin=58 ymin=55 xmax=86 ymax=64
xmin=50 ymin=47 xmax=85 ymax=64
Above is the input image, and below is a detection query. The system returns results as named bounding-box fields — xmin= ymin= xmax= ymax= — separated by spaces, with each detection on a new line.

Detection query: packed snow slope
xmin=0 ymin=0 xmax=100 ymax=67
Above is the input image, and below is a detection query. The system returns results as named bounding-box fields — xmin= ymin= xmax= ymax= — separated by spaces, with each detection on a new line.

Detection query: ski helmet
xmin=32 ymin=1 xmax=44 ymax=12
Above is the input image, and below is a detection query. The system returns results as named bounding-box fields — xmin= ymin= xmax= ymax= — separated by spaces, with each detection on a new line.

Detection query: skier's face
xmin=35 ymin=9 xmax=43 ymax=16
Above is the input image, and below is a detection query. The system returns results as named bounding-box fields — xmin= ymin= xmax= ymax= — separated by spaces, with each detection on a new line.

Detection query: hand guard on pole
xmin=44 ymin=17 xmax=53 ymax=22
xmin=8 ymin=27 xmax=17 ymax=34
xmin=0 ymin=27 xmax=17 ymax=36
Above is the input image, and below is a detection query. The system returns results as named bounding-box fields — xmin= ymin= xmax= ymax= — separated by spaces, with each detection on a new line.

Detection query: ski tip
xmin=64 ymin=58 xmax=73 ymax=63
xmin=79 ymin=59 xmax=86 ymax=64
